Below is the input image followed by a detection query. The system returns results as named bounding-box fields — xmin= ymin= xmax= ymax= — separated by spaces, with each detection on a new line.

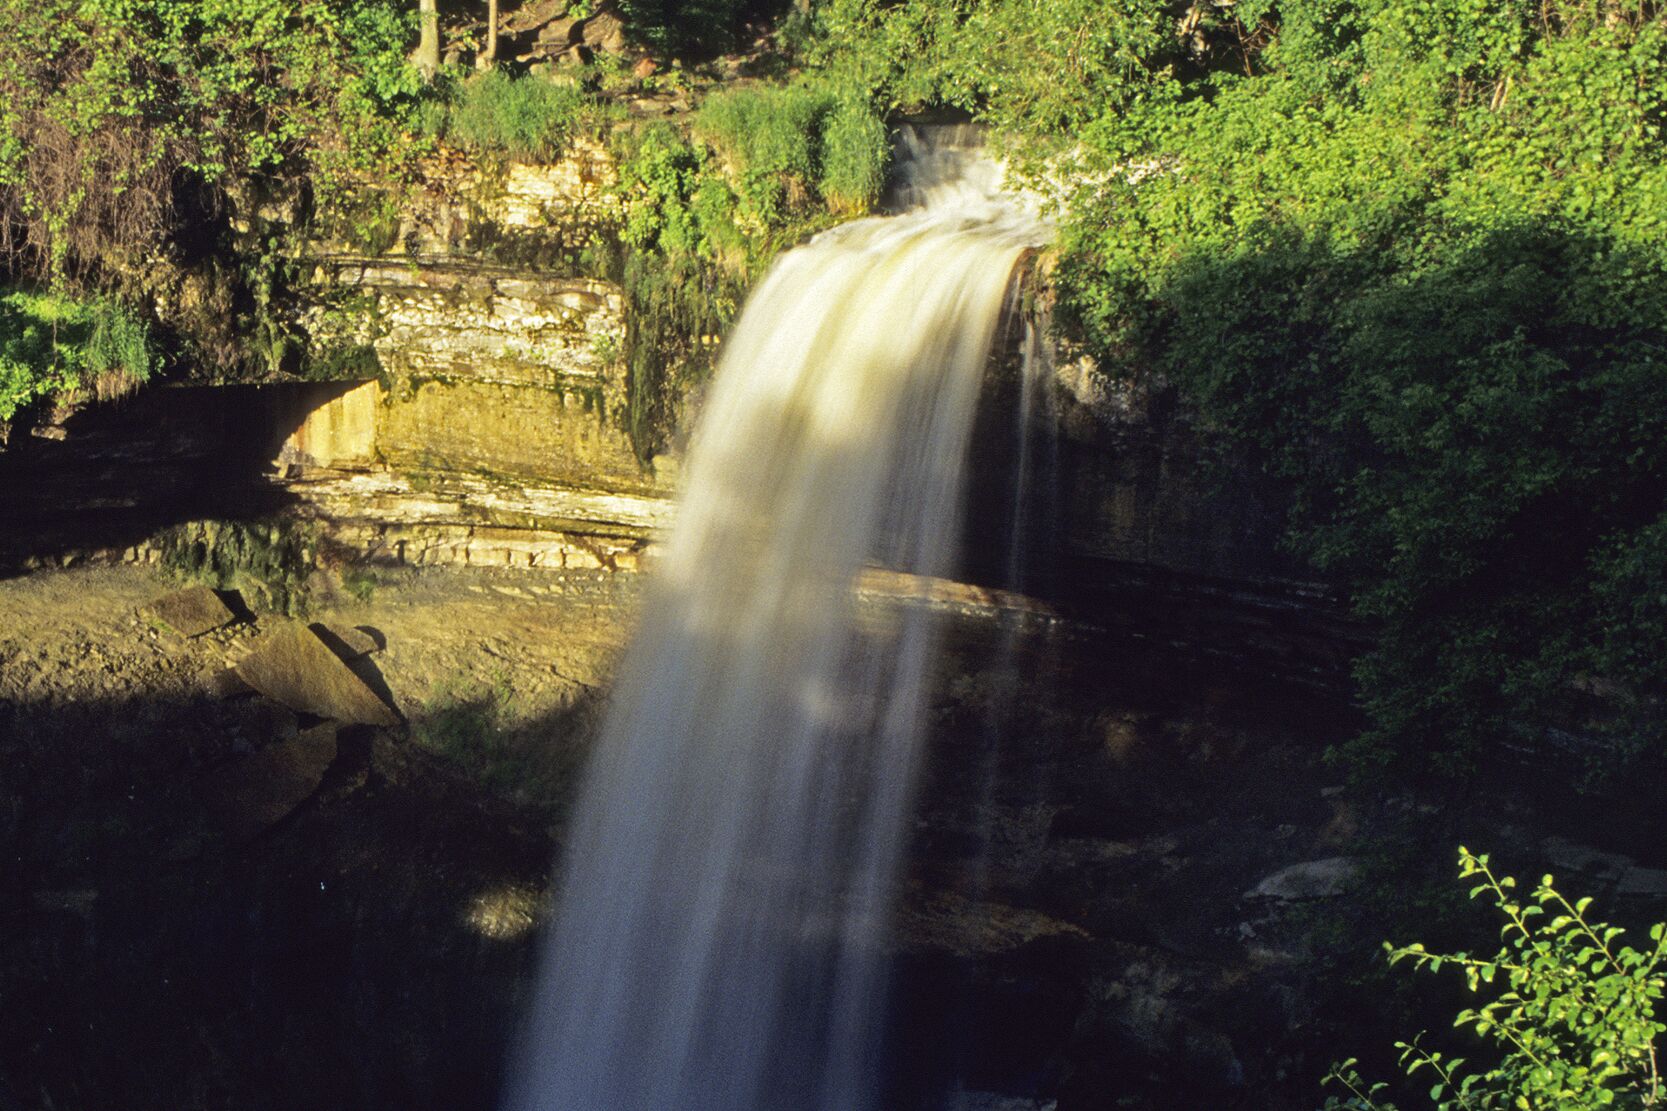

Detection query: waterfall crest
xmin=507 ymin=129 xmax=1050 ymax=1111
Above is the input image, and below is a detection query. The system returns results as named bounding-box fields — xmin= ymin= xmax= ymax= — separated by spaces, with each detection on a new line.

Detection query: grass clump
xmin=818 ymin=100 xmax=890 ymax=215
xmin=694 ymin=80 xmax=890 ymax=223
xmin=414 ymin=671 xmax=522 ymax=797
xmin=429 ymin=69 xmax=611 ymax=162
xmin=412 ymin=670 xmax=591 ymax=807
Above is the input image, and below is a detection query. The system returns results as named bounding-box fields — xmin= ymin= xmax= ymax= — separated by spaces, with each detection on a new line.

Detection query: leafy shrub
xmin=806 ymin=0 xmax=1189 ymax=131
xmin=1064 ymin=2 xmax=1667 ymax=772
xmin=1323 ymin=848 xmax=1666 ymax=1110
xmin=0 ymin=0 xmax=425 ymax=284
xmin=0 ymin=289 xmax=155 ymax=420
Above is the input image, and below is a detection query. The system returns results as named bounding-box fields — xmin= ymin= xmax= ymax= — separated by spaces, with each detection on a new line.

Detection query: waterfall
xmin=506 ymin=128 xmax=1050 ymax=1111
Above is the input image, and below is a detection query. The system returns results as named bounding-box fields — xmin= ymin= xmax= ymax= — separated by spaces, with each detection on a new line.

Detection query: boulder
xmin=199 ymin=723 xmax=339 ymax=840
xmin=1541 ymin=835 xmax=1667 ymax=898
xmin=146 ymin=585 xmax=236 ymax=638
xmin=536 ymin=16 xmax=579 ymax=45
xmin=234 ymin=622 xmax=400 ymax=726
xmin=201 ymin=665 xmax=253 ymax=699
xmin=1245 ymin=856 xmax=1359 ymax=901
xmin=581 ymin=10 xmax=627 ymax=53
xmin=503 ymin=0 xmax=570 ymax=34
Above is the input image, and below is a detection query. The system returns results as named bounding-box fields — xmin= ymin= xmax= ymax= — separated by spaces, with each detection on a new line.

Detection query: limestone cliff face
xmin=303 ymin=143 xmax=646 ymax=495
xmin=320 ymin=262 xmax=639 ymax=490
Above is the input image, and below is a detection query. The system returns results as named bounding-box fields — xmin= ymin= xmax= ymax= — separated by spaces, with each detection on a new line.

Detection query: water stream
xmin=506 ymin=128 xmax=1051 ymax=1111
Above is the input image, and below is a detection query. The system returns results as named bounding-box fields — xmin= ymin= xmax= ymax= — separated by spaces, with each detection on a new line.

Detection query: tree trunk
xmin=414 ymin=0 xmax=440 ymax=78
xmin=483 ymin=0 xmax=499 ymax=66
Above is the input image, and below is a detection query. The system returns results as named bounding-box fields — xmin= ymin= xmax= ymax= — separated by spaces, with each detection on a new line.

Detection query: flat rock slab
xmin=200 ymin=724 xmax=339 ymax=840
xmin=310 ymin=622 xmax=383 ymax=660
xmin=146 ymin=586 xmax=236 ymax=638
xmin=235 ymin=622 xmax=400 ymax=726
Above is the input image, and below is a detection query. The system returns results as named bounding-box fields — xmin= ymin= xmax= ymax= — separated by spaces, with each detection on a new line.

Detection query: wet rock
xmin=146 ymin=585 xmax=236 ymax=638
xmin=1245 ymin=856 xmax=1359 ymax=901
xmin=199 ymin=723 xmax=339 ymax=840
xmin=234 ymin=623 xmax=400 ymax=726
xmin=894 ymin=892 xmax=1089 ymax=957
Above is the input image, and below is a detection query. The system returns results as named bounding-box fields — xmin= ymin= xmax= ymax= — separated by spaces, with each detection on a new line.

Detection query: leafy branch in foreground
xmin=1323 ymin=848 xmax=1666 ymax=1110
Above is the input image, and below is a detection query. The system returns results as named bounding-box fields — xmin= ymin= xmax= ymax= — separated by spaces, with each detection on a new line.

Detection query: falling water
xmin=506 ymin=128 xmax=1050 ymax=1111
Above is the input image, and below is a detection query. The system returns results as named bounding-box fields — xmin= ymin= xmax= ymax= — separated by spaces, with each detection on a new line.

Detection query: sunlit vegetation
xmin=803 ymin=0 xmax=1667 ymax=775
xmin=0 ymin=0 xmax=425 ymax=284
xmin=423 ymin=67 xmax=618 ymax=161
xmin=0 ymin=288 xmax=154 ymax=420
xmin=602 ymin=79 xmax=890 ymax=459
xmin=0 ymin=0 xmax=426 ymax=415
xmin=1323 ymin=848 xmax=1666 ymax=1110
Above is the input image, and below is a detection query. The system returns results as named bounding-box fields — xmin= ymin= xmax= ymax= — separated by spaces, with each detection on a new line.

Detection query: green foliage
xmin=796 ymin=0 xmax=1667 ymax=772
xmin=412 ymin=668 xmax=589 ymax=806
xmin=605 ymin=83 xmax=889 ymax=458
xmin=0 ymin=288 xmax=155 ymax=420
xmin=159 ymin=519 xmax=316 ymax=617
xmin=1071 ymin=1 xmax=1667 ymax=772
xmin=614 ymin=0 xmax=762 ymax=57
xmin=414 ymin=670 xmax=523 ymax=797
xmin=1322 ymin=848 xmax=1666 ymax=1110
xmin=429 ymin=68 xmax=611 ymax=162
xmin=805 ymin=0 xmax=1195 ymax=132
xmin=0 ymin=0 xmax=425 ymax=283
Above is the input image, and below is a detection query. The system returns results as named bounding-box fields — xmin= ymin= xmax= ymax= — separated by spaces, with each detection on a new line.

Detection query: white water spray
xmin=506 ymin=128 xmax=1050 ymax=1111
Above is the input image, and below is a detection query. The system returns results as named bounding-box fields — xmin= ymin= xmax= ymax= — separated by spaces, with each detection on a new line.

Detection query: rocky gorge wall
xmin=15 ymin=137 xmax=1666 ymax=1111
xmin=0 ymin=139 xmax=1356 ymax=686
